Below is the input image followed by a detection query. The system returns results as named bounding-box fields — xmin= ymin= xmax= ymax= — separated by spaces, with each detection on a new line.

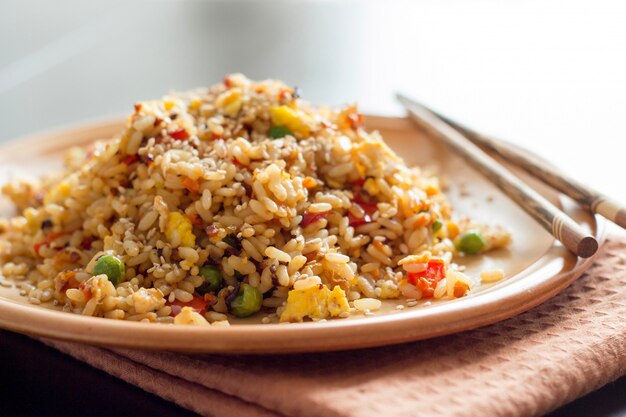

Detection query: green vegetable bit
xmin=222 ymin=234 xmax=241 ymax=249
xmin=93 ymin=254 xmax=126 ymax=285
xmin=456 ymin=230 xmax=485 ymax=255
xmin=229 ymin=284 xmax=263 ymax=318
xmin=197 ymin=265 xmax=223 ymax=294
xmin=432 ymin=219 xmax=443 ymax=233
xmin=268 ymin=125 xmax=293 ymax=139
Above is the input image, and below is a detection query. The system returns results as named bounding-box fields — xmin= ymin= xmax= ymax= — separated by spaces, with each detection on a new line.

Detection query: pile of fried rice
xmin=0 ymin=74 xmax=510 ymax=325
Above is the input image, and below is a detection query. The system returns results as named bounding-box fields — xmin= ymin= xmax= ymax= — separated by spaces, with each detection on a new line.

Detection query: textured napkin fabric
xmin=42 ymin=237 xmax=626 ymax=417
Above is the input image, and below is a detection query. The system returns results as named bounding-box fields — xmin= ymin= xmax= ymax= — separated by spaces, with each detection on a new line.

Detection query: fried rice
xmin=0 ymin=74 xmax=511 ymax=325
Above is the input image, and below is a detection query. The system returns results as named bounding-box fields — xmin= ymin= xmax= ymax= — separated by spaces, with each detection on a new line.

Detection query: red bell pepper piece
xmin=123 ymin=154 xmax=139 ymax=165
xmin=301 ymin=211 xmax=330 ymax=228
xmin=407 ymin=260 xmax=446 ymax=298
xmin=80 ymin=236 xmax=95 ymax=250
xmin=348 ymin=200 xmax=378 ymax=227
xmin=167 ymin=293 xmax=208 ymax=317
xmin=170 ymin=128 xmax=190 ymax=140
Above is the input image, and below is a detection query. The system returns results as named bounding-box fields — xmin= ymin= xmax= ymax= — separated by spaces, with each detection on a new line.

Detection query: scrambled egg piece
xmin=174 ymin=307 xmax=210 ymax=326
xmin=44 ymin=180 xmax=72 ymax=205
xmin=165 ymin=212 xmax=196 ymax=247
xmin=280 ymin=284 xmax=350 ymax=322
xmin=269 ymin=105 xmax=311 ymax=137
xmin=132 ymin=288 xmax=165 ymax=314
xmin=216 ymin=88 xmax=244 ymax=117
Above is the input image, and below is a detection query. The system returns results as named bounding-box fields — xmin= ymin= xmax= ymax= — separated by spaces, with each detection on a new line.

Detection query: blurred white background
xmin=1 ymin=0 xmax=624 ymax=202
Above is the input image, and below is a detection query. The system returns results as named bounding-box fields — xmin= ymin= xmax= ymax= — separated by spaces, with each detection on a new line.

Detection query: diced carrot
xmin=453 ymin=281 xmax=470 ymax=298
xmin=79 ymin=281 xmax=93 ymax=301
xmin=413 ymin=212 xmax=431 ymax=228
xmin=182 ymin=177 xmax=200 ymax=193
xmin=277 ymin=88 xmax=294 ymax=102
xmin=188 ymin=213 xmax=202 ymax=226
xmin=302 ymin=177 xmax=317 ymax=189
xmin=203 ymin=293 xmax=218 ymax=305
xmin=34 ymin=232 xmax=64 ymax=257
xmin=348 ymin=112 xmax=363 ymax=129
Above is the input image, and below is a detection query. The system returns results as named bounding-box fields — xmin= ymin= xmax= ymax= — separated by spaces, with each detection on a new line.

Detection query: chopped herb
xmin=222 ymin=234 xmax=242 ymax=251
xmin=268 ymin=125 xmax=293 ymax=139
xmin=225 ymin=283 xmax=240 ymax=305
xmin=41 ymin=219 xmax=53 ymax=230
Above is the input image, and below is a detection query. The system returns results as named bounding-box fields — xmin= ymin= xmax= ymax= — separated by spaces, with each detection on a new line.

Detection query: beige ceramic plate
xmin=0 ymin=116 xmax=604 ymax=353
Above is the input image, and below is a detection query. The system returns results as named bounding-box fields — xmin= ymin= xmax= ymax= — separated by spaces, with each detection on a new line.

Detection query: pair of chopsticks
xmin=397 ymin=94 xmax=625 ymax=258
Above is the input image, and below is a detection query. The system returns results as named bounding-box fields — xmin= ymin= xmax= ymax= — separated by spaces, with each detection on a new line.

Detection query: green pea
xmin=432 ymin=219 xmax=443 ymax=233
xmin=197 ymin=265 xmax=223 ymax=294
xmin=456 ymin=230 xmax=485 ymax=255
xmin=268 ymin=125 xmax=292 ymax=139
xmin=229 ymin=284 xmax=263 ymax=318
xmin=93 ymin=254 xmax=125 ymax=285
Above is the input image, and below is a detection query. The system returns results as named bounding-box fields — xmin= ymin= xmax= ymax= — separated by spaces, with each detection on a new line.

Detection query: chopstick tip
xmin=577 ymin=235 xmax=599 ymax=258
xmin=395 ymin=92 xmax=412 ymax=105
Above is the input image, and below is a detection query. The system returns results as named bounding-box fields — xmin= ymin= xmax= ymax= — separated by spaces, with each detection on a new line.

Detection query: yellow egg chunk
xmin=44 ymin=181 xmax=71 ymax=205
xmin=174 ymin=307 xmax=210 ymax=326
xmin=327 ymin=285 xmax=351 ymax=316
xmin=280 ymin=284 xmax=350 ymax=322
xmin=165 ymin=212 xmax=196 ymax=247
xmin=216 ymin=89 xmax=243 ymax=117
xmin=269 ymin=105 xmax=311 ymax=137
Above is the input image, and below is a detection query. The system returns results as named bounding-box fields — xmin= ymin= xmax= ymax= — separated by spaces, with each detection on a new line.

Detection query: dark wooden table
xmin=1 ymin=329 xmax=625 ymax=417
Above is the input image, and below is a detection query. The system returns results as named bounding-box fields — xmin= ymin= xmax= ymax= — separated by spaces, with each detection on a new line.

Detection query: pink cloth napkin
xmin=42 ymin=237 xmax=626 ymax=417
